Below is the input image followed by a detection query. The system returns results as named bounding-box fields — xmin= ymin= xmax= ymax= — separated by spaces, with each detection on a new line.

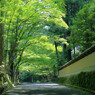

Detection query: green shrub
xmin=57 ymin=71 xmax=95 ymax=91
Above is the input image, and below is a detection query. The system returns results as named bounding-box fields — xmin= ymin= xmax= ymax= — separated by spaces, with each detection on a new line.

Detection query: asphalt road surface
xmin=3 ymin=83 xmax=92 ymax=95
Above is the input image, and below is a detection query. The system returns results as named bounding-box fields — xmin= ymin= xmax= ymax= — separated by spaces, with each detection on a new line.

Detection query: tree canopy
xmin=69 ymin=0 xmax=95 ymax=51
xmin=0 ymin=0 xmax=95 ymax=87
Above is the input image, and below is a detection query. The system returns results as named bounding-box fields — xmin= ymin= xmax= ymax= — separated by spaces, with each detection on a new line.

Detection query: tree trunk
xmin=8 ymin=49 xmax=14 ymax=83
xmin=54 ymin=41 xmax=59 ymax=63
xmin=8 ymin=40 xmax=18 ymax=83
xmin=8 ymin=42 xmax=15 ymax=83
xmin=0 ymin=0 xmax=4 ymax=65
xmin=14 ymin=69 xmax=19 ymax=85
xmin=0 ymin=1 xmax=5 ymax=88
xmin=0 ymin=23 xmax=4 ymax=65
xmin=67 ymin=30 xmax=72 ymax=61
xmin=62 ymin=44 xmax=65 ymax=64
xmin=67 ymin=48 xmax=71 ymax=61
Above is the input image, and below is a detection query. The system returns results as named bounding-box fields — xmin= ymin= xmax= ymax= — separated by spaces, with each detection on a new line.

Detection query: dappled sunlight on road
xmin=4 ymin=83 xmax=91 ymax=95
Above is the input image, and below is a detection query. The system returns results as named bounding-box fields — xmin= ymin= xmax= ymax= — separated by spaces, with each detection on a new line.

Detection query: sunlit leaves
xmin=1 ymin=0 xmax=68 ymax=81
xmin=19 ymin=35 xmax=62 ymax=75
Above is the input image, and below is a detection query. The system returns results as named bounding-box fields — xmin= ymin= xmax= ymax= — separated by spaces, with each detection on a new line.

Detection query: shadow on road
xmin=3 ymin=83 xmax=92 ymax=95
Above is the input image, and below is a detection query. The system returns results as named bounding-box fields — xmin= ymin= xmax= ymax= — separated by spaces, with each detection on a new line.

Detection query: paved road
xmin=4 ymin=83 xmax=92 ymax=95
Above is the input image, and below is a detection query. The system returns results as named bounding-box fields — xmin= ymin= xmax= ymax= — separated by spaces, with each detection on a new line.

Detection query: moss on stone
xmin=57 ymin=71 xmax=95 ymax=91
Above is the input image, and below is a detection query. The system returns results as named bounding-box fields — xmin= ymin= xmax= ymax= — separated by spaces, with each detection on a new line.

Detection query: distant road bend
xmin=4 ymin=83 xmax=92 ymax=95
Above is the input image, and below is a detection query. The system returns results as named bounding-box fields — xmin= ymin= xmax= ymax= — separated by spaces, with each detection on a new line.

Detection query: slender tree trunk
xmin=54 ymin=41 xmax=59 ymax=77
xmin=8 ymin=27 xmax=18 ymax=83
xmin=67 ymin=48 xmax=71 ymax=61
xmin=74 ymin=47 xmax=75 ymax=54
xmin=0 ymin=1 xmax=7 ymax=89
xmin=0 ymin=0 xmax=4 ymax=66
xmin=54 ymin=41 xmax=59 ymax=63
xmin=63 ymin=44 xmax=65 ymax=64
xmin=67 ymin=30 xmax=72 ymax=61
xmin=8 ymin=18 xmax=19 ymax=83
xmin=14 ymin=68 xmax=19 ymax=85
xmin=8 ymin=44 xmax=15 ymax=83
xmin=64 ymin=0 xmax=72 ymax=62
xmin=0 ymin=24 xmax=4 ymax=65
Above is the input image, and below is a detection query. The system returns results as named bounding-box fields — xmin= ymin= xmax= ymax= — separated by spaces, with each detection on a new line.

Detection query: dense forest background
xmin=0 ymin=0 xmax=95 ymax=85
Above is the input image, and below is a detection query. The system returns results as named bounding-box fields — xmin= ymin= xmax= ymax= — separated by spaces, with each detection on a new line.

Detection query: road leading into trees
xmin=4 ymin=83 xmax=92 ymax=95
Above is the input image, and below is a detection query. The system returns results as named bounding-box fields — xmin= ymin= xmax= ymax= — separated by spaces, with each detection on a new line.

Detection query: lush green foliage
xmin=57 ymin=71 xmax=95 ymax=91
xmin=56 ymin=0 xmax=95 ymax=92
xmin=19 ymin=35 xmax=63 ymax=81
xmin=0 ymin=0 xmax=95 ymax=84
xmin=0 ymin=0 xmax=68 ymax=83
xmin=69 ymin=0 xmax=95 ymax=51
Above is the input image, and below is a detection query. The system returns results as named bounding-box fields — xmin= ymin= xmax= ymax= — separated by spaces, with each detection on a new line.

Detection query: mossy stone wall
xmin=57 ymin=71 xmax=95 ymax=91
